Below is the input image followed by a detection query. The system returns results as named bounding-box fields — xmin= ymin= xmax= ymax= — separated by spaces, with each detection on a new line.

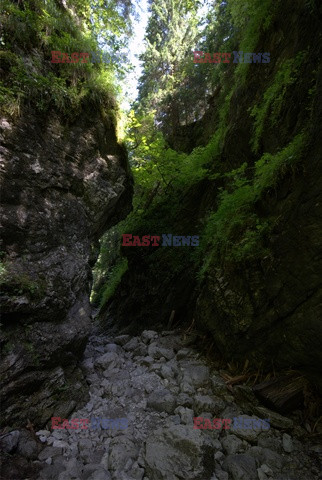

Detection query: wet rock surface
xmin=6 ymin=329 xmax=317 ymax=480
xmin=0 ymin=108 xmax=133 ymax=427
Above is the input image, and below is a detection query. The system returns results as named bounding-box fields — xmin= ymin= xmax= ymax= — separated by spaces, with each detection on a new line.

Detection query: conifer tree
xmin=138 ymin=0 xmax=200 ymax=135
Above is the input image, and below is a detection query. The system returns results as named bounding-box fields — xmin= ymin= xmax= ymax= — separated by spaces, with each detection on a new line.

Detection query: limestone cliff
xmin=0 ymin=106 xmax=133 ymax=426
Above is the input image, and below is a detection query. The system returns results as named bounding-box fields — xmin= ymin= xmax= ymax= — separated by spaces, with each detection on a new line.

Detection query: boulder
xmin=145 ymin=425 xmax=215 ymax=479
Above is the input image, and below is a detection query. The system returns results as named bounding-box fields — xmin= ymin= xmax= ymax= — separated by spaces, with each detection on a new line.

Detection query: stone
xmin=176 ymin=393 xmax=193 ymax=408
xmin=147 ymin=389 xmax=176 ymax=414
xmin=180 ymin=379 xmax=196 ymax=394
xmin=215 ymin=451 xmax=225 ymax=462
xmin=221 ymin=434 xmax=249 ymax=455
xmin=141 ymin=331 xmax=158 ymax=344
xmin=141 ymin=356 xmax=154 ymax=367
xmin=212 ymin=438 xmax=223 ymax=451
xmin=160 ymin=364 xmax=175 ymax=380
xmin=0 ymin=430 xmax=20 ymax=453
xmin=176 ymin=349 xmax=191 ymax=360
xmin=233 ymin=385 xmax=259 ymax=407
xmin=39 ymin=464 xmax=65 ymax=479
xmin=222 ymin=454 xmax=258 ymax=480
xmin=123 ymin=338 xmax=140 ymax=352
xmin=148 ymin=343 xmax=175 ymax=360
xmin=105 ymin=343 xmax=119 ymax=353
xmin=87 ymin=373 xmax=100 ymax=385
xmin=282 ymin=433 xmax=293 ymax=453
xmin=253 ymin=407 xmax=293 ymax=429
xmin=63 ymin=458 xmax=83 ymax=477
xmin=24 ymin=329 xmax=318 ymax=480
xmin=94 ymin=347 xmax=105 ymax=355
xmin=128 ymin=461 xmax=145 ymax=480
xmin=213 ymin=468 xmax=229 ymax=480
xmin=180 ymin=364 xmax=210 ymax=388
xmin=17 ymin=429 xmax=39 ymax=459
xmin=211 ymin=376 xmax=228 ymax=396
xmin=79 ymin=438 xmax=94 ymax=451
xmin=174 ymin=406 xmax=194 ymax=425
xmin=230 ymin=415 xmax=267 ymax=443
xmin=257 ymin=436 xmax=282 ymax=452
xmin=257 ymin=467 xmax=268 ymax=480
xmin=82 ymin=464 xmax=111 ymax=480
xmin=194 ymin=394 xmax=225 ymax=413
xmin=113 ymin=335 xmax=131 ymax=346
xmin=82 ymin=359 xmax=95 ymax=373
xmin=145 ymin=425 xmax=215 ymax=479
xmin=36 ymin=430 xmax=51 ymax=438
xmin=78 ymin=438 xmax=99 ymax=464
xmin=133 ymin=344 xmax=149 ymax=357
xmin=57 ymin=472 xmax=81 ymax=480
xmin=95 ymin=352 xmax=121 ymax=370
xmin=248 ymin=446 xmax=285 ymax=470
xmin=260 ymin=464 xmax=273 ymax=475
xmin=52 ymin=440 xmax=68 ymax=450
xmin=165 ymin=414 xmax=181 ymax=426
xmin=108 ymin=436 xmax=138 ymax=472
xmin=87 ymin=470 xmax=112 ymax=480
xmin=38 ymin=446 xmax=63 ymax=461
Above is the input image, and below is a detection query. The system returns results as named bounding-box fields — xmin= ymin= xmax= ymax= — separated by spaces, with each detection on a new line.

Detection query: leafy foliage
xmin=228 ymin=0 xmax=274 ymax=82
xmin=138 ymin=0 xmax=201 ymax=133
xmin=199 ymin=133 xmax=307 ymax=274
xmin=0 ymin=0 xmax=132 ymax=116
xmin=253 ymin=133 xmax=306 ymax=194
xmin=98 ymin=257 xmax=128 ymax=307
xmin=250 ymin=53 xmax=305 ymax=152
xmin=0 ymin=266 xmax=45 ymax=300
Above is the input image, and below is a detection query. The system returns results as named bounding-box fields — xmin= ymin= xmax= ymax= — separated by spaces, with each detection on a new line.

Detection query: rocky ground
xmin=1 ymin=328 xmax=321 ymax=480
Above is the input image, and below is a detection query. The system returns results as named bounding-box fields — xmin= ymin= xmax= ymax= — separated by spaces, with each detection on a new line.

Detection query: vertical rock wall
xmin=0 ymin=107 xmax=133 ymax=427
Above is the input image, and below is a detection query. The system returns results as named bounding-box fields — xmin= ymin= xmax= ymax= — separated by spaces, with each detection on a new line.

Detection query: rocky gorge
xmin=1 ymin=0 xmax=322 ymax=478
xmin=1 ymin=328 xmax=321 ymax=480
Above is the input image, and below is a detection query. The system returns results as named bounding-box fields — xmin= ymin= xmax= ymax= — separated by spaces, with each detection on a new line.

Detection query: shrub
xmin=99 ymin=258 xmax=128 ymax=308
xmin=199 ymin=132 xmax=307 ymax=274
xmin=250 ymin=53 xmax=305 ymax=153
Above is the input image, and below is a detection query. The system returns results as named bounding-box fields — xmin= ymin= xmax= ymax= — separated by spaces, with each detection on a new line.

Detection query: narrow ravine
xmin=1 ymin=2 xmax=322 ymax=479
xmin=31 ymin=328 xmax=321 ymax=480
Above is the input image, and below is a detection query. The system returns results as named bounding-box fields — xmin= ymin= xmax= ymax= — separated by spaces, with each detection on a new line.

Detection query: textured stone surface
xmin=145 ymin=425 xmax=215 ymax=480
xmin=0 ymin=106 xmax=133 ymax=427
xmin=19 ymin=329 xmax=318 ymax=480
xmin=222 ymin=454 xmax=257 ymax=480
xmin=0 ymin=430 xmax=20 ymax=453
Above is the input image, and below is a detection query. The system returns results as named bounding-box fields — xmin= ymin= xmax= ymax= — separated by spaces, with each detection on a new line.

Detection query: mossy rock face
xmin=195 ymin=145 xmax=322 ymax=391
xmin=0 ymin=105 xmax=132 ymax=429
xmin=102 ymin=178 xmax=218 ymax=334
xmin=0 ymin=0 xmax=134 ymax=429
xmin=103 ymin=0 xmax=322 ymax=393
